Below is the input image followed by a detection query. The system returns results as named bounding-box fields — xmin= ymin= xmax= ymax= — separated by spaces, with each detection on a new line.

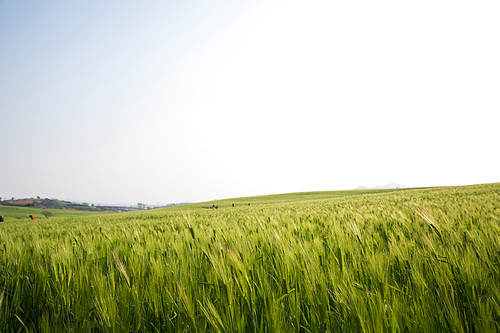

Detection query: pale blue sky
xmin=1 ymin=0 xmax=499 ymax=205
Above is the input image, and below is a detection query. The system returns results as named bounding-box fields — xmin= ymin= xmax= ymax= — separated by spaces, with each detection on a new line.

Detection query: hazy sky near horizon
xmin=1 ymin=0 xmax=499 ymax=205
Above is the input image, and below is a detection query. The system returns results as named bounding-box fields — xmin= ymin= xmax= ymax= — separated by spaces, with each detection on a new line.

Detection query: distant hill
xmin=355 ymin=183 xmax=409 ymax=190
xmin=0 ymin=197 xmax=187 ymax=212
xmin=1 ymin=198 xmax=72 ymax=209
xmin=0 ymin=198 xmax=136 ymax=212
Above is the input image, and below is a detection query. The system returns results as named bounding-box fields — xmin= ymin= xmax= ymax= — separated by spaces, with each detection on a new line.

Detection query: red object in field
xmin=30 ymin=215 xmax=35 ymax=220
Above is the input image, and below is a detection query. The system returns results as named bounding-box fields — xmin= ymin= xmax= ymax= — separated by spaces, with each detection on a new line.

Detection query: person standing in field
xmin=29 ymin=215 xmax=35 ymax=220
xmin=0 ymin=215 xmax=4 ymax=222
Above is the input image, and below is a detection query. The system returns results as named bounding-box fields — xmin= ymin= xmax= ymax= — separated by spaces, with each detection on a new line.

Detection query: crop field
xmin=176 ymin=187 xmax=419 ymax=211
xmin=0 ymin=206 xmax=111 ymax=222
xmin=0 ymin=183 xmax=499 ymax=332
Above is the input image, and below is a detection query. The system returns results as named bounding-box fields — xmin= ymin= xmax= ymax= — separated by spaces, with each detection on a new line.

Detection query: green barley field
xmin=0 ymin=206 xmax=111 ymax=222
xmin=1 ymin=183 xmax=499 ymax=332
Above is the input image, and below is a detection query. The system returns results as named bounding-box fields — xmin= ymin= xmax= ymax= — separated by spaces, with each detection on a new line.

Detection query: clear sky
xmin=1 ymin=0 xmax=499 ymax=206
